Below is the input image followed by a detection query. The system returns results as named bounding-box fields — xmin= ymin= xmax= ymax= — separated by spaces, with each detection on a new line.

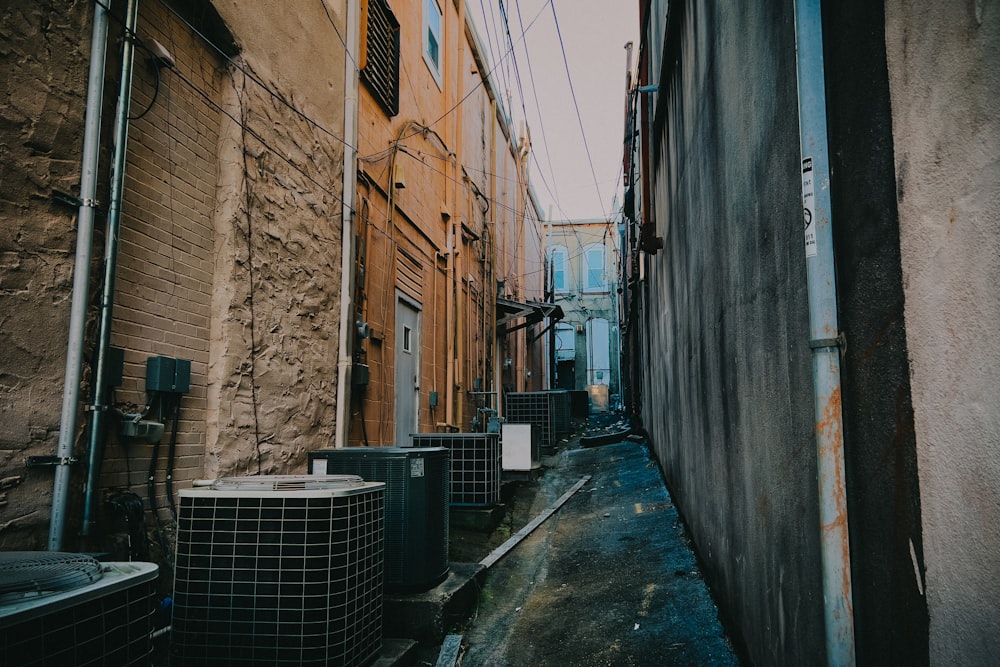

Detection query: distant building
xmin=546 ymin=218 xmax=621 ymax=411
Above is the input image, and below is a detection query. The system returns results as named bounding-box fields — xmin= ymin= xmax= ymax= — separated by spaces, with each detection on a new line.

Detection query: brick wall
xmin=100 ymin=1 xmax=223 ymax=524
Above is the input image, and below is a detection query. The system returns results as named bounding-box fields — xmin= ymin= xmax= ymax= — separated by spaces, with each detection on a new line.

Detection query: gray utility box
xmin=309 ymin=447 xmax=450 ymax=591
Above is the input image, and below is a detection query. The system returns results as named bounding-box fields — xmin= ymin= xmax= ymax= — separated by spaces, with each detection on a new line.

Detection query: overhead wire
xmin=548 ymin=1 xmax=610 ymax=221
xmin=156 ymin=0 xmax=357 ymax=154
xmin=365 ymin=0 xmax=553 ymax=156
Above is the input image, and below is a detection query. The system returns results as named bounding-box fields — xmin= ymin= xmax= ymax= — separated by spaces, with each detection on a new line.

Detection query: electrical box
xmin=119 ymin=419 xmax=165 ymax=443
xmin=103 ymin=346 xmax=125 ymax=387
xmin=145 ymin=356 xmax=190 ymax=394
xmin=352 ymin=363 xmax=369 ymax=386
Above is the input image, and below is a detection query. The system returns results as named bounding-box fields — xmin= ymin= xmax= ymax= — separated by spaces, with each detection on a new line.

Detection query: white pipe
xmin=334 ymin=0 xmax=361 ymax=448
xmin=793 ymin=1 xmax=856 ymax=663
xmin=50 ymin=0 xmax=111 ymax=551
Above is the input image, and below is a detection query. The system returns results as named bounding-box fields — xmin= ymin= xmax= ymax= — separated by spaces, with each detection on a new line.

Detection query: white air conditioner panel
xmin=502 ymin=423 xmax=536 ymax=471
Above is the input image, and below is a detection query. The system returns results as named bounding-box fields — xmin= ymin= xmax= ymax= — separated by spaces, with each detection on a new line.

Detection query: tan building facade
xmin=348 ymin=0 xmax=548 ymax=445
xmin=547 ymin=218 xmax=621 ymax=410
xmin=0 ymin=0 xmax=547 ymax=562
xmin=0 ymin=0 xmax=340 ymax=555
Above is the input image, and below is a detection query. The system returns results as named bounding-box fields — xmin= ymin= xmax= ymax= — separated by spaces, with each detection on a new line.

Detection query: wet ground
xmin=425 ymin=415 xmax=741 ymax=666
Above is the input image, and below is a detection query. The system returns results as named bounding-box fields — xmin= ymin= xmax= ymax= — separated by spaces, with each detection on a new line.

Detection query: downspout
xmin=445 ymin=217 xmax=455 ymax=428
xmin=81 ymin=0 xmax=141 ymax=538
xmin=490 ymin=98 xmax=501 ymax=417
xmin=335 ymin=0 xmax=361 ymax=448
xmin=50 ymin=0 xmax=112 ymax=551
xmin=792 ymin=1 xmax=856 ymax=664
xmin=453 ymin=0 xmax=465 ymax=430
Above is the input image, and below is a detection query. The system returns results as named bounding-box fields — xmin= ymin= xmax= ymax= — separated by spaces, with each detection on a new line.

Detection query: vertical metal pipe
xmin=792 ymin=1 xmax=856 ymax=664
xmin=81 ymin=0 xmax=141 ymax=536
xmin=50 ymin=0 xmax=111 ymax=551
xmin=335 ymin=0 xmax=361 ymax=448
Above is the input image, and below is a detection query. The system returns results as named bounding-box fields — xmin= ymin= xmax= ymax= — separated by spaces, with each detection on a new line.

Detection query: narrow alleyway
xmin=441 ymin=419 xmax=740 ymax=666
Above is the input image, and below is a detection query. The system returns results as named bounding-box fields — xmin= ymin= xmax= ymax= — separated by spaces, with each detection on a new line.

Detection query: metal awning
xmin=496 ymin=297 xmax=564 ymax=336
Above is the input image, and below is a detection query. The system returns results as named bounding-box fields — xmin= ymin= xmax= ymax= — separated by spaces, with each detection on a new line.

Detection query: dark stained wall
xmin=636 ymin=0 xmax=927 ymax=663
xmin=823 ymin=2 xmax=928 ymax=664
xmin=638 ymin=1 xmax=826 ymax=663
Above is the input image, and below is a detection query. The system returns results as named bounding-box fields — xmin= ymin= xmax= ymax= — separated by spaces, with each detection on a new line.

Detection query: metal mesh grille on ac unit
xmin=410 ymin=433 xmax=500 ymax=507
xmin=506 ymin=392 xmax=556 ymax=447
xmin=172 ymin=477 xmax=385 ymax=666
xmin=548 ymin=390 xmax=572 ymax=439
xmin=0 ymin=557 xmax=157 ymax=666
xmin=309 ymin=447 xmax=450 ymax=590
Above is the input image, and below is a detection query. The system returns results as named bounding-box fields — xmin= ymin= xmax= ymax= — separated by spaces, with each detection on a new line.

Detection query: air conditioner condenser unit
xmin=309 ymin=447 xmax=450 ymax=591
xmin=171 ymin=475 xmax=385 ymax=666
xmin=0 ymin=552 xmax=158 ymax=666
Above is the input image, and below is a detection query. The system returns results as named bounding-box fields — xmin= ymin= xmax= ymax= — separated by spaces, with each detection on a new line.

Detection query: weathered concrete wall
xmin=885 ymin=1 xmax=1000 ymax=662
xmin=0 ymin=0 xmax=94 ymax=548
xmin=638 ymin=0 xmax=939 ymax=662
xmin=639 ymin=2 xmax=826 ymax=662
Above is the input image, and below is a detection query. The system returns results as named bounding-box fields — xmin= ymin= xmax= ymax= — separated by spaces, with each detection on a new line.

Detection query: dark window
xmin=362 ymin=0 xmax=399 ymax=116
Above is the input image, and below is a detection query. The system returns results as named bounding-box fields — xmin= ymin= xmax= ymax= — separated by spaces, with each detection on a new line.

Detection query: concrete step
xmin=382 ymin=562 xmax=487 ymax=644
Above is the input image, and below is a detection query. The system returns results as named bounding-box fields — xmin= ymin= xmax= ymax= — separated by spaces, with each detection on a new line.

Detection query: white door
xmin=395 ymin=296 xmax=421 ymax=445
xmin=586 ymin=317 xmax=611 ymax=385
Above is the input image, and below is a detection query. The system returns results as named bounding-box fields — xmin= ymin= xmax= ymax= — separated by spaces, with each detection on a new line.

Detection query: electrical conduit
xmin=81 ymin=0 xmax=141 ymax=537
xmin=49 ymin=0 xmax=111 ymax=551
xmin=792 ymin=1 xmax=856 ymax=664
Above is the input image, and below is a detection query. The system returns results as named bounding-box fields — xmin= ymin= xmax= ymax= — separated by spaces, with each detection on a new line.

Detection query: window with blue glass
xmin=424 ymin=0 xmax=442 ymax=86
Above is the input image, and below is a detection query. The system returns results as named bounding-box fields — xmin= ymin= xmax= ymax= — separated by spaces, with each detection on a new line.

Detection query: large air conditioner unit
xmin=309 ymin=447 xmax=450 ymax=591
xmin=172 ymin=475 xmax=385 ymax=666
xmin=505 ymin=391 xmax=556 ymax=448
xmin=546 ymin=389 xmax=572 ymax=439
xmin=500 ymin=423 xmax=541 ymax=472
xmin=0 ymin=552 xmax=157 ymax=666
xmin=409 ymin=433 xmax=501 ymax=507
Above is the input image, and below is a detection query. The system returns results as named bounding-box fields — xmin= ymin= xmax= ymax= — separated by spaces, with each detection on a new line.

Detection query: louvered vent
xmin=362 ymin=0 xmax=399 ymax=116
xmin=310 ymin=447 xmax=450 ymax=590
xmin=171 ymin=475 xmax=384 ymax=666
xmin=410 ymin=433 xmax=501 ymax=507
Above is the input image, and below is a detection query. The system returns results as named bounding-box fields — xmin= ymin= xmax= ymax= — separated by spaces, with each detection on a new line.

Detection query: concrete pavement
xmin=454 ymin=428 xmax=740 ymax=666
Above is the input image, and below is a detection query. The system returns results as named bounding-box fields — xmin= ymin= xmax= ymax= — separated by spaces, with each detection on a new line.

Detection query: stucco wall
xmin=205 ymin=0 xmax=348 ymax=476
xmin=886 ymin=1 xmax=1000 ymax=662
xmin=0 ymin=0 xmax=93 ymax=548
xmin=0 ymin=0 xmax=349 ymax=552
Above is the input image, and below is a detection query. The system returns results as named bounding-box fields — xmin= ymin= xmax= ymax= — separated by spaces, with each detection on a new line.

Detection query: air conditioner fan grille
xmin=0 ymin=552 xmax=103 ymax=599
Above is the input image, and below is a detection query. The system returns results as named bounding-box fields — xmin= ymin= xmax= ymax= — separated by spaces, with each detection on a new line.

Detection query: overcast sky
xmin=470 ymin=0 xmax=640 ymax=222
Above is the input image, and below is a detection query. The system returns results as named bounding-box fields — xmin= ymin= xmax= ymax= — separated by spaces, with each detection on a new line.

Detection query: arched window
xmin=583 ymin=243 xmax=606 ymax=293
xmin=549 ymin=245 xmax=569 ymax=293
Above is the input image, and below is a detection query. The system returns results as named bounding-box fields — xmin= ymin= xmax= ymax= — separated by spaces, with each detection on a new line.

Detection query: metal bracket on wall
xmin=809 ymin=332 xmax=847 ymax=351
xmin=27 ymin=456 xmax=79 ymax=469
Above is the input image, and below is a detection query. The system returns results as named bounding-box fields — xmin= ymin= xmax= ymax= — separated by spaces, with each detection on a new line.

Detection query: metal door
xmin=395 ymin=296 xmax=421 ymax=445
